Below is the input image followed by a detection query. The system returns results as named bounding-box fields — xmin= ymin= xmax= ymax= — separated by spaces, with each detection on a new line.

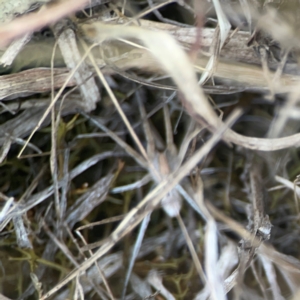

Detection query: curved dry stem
xmin=81 ymin=22 xmax=300 ymax=151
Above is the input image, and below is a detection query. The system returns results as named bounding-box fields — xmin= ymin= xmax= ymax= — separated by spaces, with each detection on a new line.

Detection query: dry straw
xmin=1 ymin=1 xmax=300 ymax=300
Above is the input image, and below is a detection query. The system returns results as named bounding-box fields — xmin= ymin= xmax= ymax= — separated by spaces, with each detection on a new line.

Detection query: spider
xmin=83 ymin=89 xmax=205 ymax=298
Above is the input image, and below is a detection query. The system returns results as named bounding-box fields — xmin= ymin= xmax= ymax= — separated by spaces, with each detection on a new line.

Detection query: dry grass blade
xmin=12 ymin=215 xmax=32 ymax=249
xmin=54 ymin=21 xmax=99 ymax=111
xmin=199 ymin=0 xmax=231 ymax=83
xmin=122 ymin=213 xmax=151 ymax=299
xmin=259 ymin=254 xmax=284 ymax=300
xmin=176 ymin=213 xmax=206 ymax=283
xmin=147 ymin=269 xmax=175 ymax=300
xmin=0 ymin=68 xmax=76 ymax=100
xmin=66 ymin=174 xmax=114 ymax=228
xmin=17 ymin=43 xmax=97 ymax=157
xmin=193 ymin=177 xmax=226 ymax=300
xmin=129 ymin=273 xmax=152 ymax=299
xmin=0 ymin=33 xmax=31 ymax=66
xmin=204 ymin=218 xmax=225 ymax=300
xmin=213 ymin=0 xmax=231 ymax=48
